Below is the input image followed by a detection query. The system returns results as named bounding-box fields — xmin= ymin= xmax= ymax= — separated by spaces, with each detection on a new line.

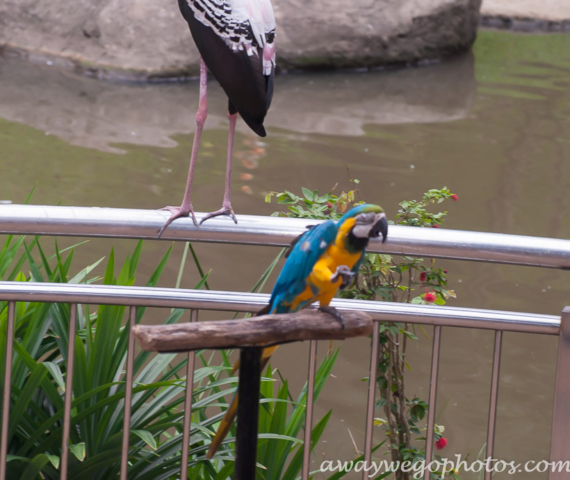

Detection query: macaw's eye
xmin=355 ymin=212 xmax=375 ymax=224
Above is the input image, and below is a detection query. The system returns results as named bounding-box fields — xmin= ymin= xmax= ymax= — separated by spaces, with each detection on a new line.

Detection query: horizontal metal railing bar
xmin=0 ymin=205 xmax=570 ymax=269
xmin=0 ymin=282 xmax=560 ymax=335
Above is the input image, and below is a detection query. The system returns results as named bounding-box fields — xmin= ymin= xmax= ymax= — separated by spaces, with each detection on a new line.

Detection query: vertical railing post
xmin=180 ymin=309 xmax=198 ymax=480
xmin=424 ymin=326 xmax=442 ymax=480
xmin=484 ymin=330 xmax=503 ymax=480
xmin=548 ymin=307 xmax=570 ymax=479
xmin=363 ymin=321 xmax=380 ymax=480
xmin=120 ymin=306 xmax=137 ymax=480
xmin=60 ymin=304 xmax=78 ymax=480
xmin=302 ymin=340 xmax=318 ymax=480
xmin=0 ymin=302 xmax=15 ymax=480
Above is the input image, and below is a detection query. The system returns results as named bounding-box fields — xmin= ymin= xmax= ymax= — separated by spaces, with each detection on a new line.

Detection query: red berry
xmin=424 ymin=292 xmax=436 ymax=303
xmin=419 ymin=272 xmax=427 ymax=282
xmin=451 ymin=194 xmax=458 ymax=202
xmin=436 ymin=437 xmax=448 ymax=450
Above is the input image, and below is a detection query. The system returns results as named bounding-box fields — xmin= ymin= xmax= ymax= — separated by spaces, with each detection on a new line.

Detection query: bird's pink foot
xmin=199 ymin=204 xmax=237 ymax=225
xmin=158 ymin=205 xmax=199 ymax=237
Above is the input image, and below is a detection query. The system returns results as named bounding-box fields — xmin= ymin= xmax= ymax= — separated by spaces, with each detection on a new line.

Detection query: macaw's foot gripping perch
xmin=318 ymin=305 xmax=347 ymax=330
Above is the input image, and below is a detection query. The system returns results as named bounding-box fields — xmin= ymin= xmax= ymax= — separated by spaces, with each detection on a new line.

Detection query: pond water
xmin=1 ymin=29 xmax=570 ymax=479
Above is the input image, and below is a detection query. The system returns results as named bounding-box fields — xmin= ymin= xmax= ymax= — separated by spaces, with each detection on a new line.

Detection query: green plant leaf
xmin=281 ymin=410 xmax=332 ymax=480
xmin=21 ymin=454 xmax=51 ymax=480
xmin=6 ymin=455 xmax=29 ymax=463
xmin=45 ymin=453 xmax=60 ymax=470
xmin=68 ymin=257 xmax=105 ymax=284
xmin=43 ymin=361 xmax=66 ymax=392
xmin=188 ymin=243 xmax=211 ymax=290
xmin=301 ymin=187 xmax=314 ymax=201
xmin=132 ymin=429 xmax=158 ymax=450
xmin=70 ymin=443 xmax=86 ymax=462
xmin=213 ymin=462 xmax=234 ymax=480
xmin=8 ymin=363 xmax=48 ymax=440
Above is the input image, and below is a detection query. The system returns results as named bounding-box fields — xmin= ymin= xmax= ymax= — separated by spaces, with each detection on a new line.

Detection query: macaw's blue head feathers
xmin=338 ymin=204 xmax=388 ymax=244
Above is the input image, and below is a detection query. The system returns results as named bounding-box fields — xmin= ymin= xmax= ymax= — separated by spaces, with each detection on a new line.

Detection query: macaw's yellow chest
xmin=287 ymin=218 xmax=363 ymax=311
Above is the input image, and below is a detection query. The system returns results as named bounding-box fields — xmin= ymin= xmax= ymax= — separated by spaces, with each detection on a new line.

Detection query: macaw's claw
xmin=331 ymin=265 xmax=355 ymax=290
xmin=319 ymin=305 xmax=346 ymax=330
xmin=199 ymin=205 xmax=237 ymax=225
xmin=158 ymin=206 xmax=199 ymax=237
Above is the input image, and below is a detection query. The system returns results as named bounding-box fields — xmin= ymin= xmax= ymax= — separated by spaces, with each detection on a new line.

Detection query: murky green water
xmin=1 ymin=30 xmax=570 ymax=478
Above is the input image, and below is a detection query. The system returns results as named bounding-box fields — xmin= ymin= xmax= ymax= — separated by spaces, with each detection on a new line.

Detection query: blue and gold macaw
xmin=206 ymin=204 xmax=388 ymax=459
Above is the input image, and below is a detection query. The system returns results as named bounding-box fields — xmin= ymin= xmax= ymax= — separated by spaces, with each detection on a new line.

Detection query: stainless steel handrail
xmin=0 ymin=282 xmax=560 ymax=334
xmin=0 ymin=284 xmax=566 ymax=479
xmin=1 ymin=204 xmax=570 ymax=268
xmin=1 ymin=202 xmax=569 ymax=478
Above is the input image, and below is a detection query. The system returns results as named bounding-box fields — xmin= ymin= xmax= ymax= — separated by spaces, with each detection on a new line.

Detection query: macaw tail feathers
xmin=206 ymin=344 xmax=278 ymax=459
xmin=229 ymin=344 xmax=279 ymax=377
xmin=206 ymin=393 xmax=238 ymax=459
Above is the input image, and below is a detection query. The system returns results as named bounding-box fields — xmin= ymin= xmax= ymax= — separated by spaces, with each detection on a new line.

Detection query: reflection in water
xmin=267 ymin=54 xmax=476 ymax=136
xmin=0 ymin=52 xmax=475 ymax=151
xmin=1 ymin=31 xmax=570 ymax=479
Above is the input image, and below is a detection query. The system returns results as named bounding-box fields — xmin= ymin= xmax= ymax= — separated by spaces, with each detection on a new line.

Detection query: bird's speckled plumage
xmin=179 ymin=0 xmax=276 ymax=136
xmin=184 ymin=0 xmax=276 ymax=73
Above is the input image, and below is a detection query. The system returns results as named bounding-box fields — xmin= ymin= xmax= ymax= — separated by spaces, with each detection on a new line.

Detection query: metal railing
xmin=0 ymin=205 xmax=569 ymax=480
xmin=1 ymin=204 xmax=570 ymax=268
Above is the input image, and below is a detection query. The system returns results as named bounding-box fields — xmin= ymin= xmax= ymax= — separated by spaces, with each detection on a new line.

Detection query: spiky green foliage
xmin=0 ymin=235 xmax=337 ymax=479
xmin=207 ymin=350 xmax=339 ymax=479
xmin=0 ymin=237 xmax=219 ymax=479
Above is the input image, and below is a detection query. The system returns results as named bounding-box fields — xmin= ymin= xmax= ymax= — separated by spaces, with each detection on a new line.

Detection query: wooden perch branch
xmin=133 ymin=310 xmax=373 ymax=353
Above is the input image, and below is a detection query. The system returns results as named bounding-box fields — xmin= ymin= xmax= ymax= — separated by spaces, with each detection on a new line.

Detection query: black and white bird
xmin=159 ymin=0 xmax=276 ymax=235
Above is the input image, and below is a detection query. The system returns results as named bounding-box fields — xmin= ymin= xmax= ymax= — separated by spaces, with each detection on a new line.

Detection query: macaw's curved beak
xmin=372 ymin=215 xmax=388 ymax=244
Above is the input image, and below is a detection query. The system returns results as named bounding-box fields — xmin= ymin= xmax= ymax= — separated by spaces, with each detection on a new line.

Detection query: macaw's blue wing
xmin=269 ymin=220 xmax=338 ymax=313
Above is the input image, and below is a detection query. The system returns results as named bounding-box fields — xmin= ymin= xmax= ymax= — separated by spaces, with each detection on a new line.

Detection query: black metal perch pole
xmin=235 ymin=347 xmax=263 ymax=480
xmin=132 ymin=309 xmax=373 ymax=478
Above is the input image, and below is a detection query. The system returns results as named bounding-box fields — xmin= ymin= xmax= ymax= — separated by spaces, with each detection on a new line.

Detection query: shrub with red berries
xmin=270 ymin=185 xmax=459 ymax=479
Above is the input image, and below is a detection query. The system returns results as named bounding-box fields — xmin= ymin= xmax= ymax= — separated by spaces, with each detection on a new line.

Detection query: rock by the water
xmin=0 ymin=0 xmax=482 ymax=81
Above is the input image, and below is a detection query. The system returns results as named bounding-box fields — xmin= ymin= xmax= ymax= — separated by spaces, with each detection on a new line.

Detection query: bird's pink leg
xmin=158 ymin=58 xmax=208 ymax=237
xmin=199 ymin=112 xmax=238 ymax=225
